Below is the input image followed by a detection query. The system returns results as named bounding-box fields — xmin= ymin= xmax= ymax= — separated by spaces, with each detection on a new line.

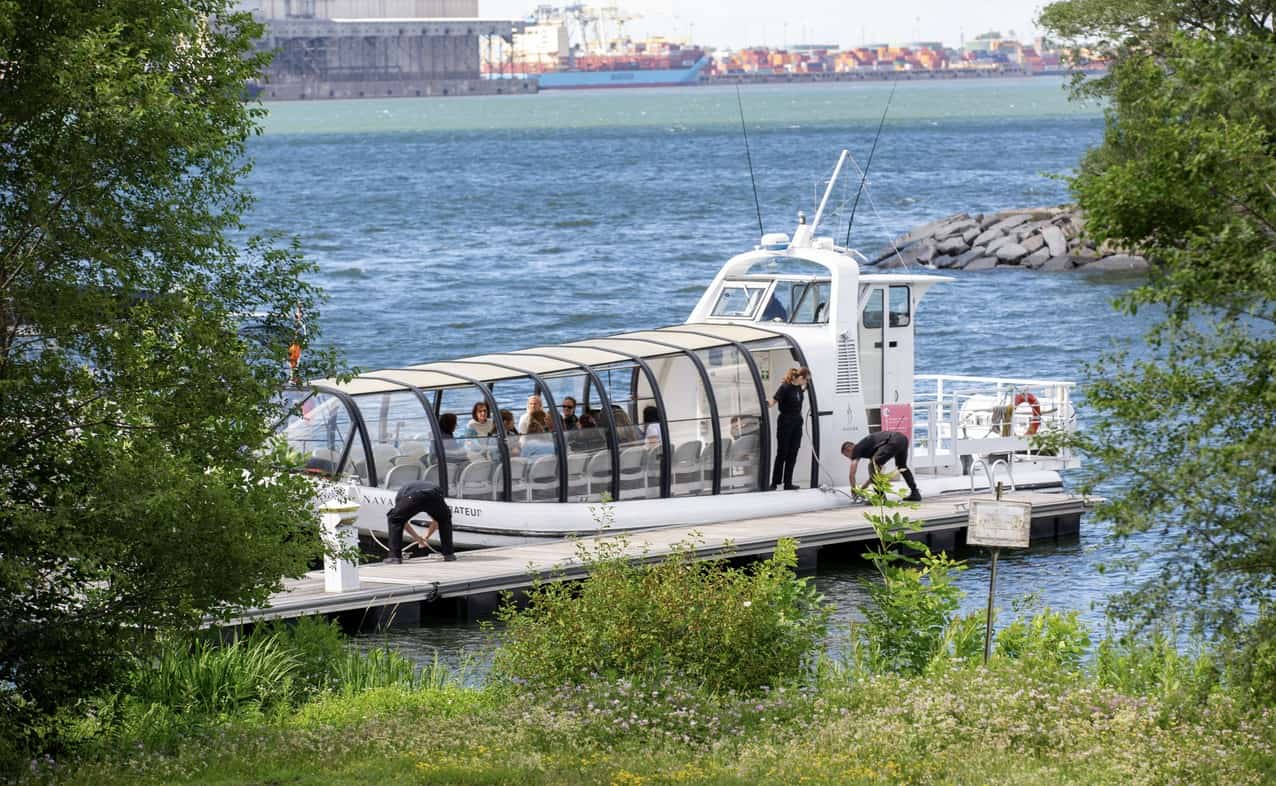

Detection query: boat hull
xmin=350 ymin=467 xmax=1066 ymax=551
xmin=537 ymin=57 xmax=708 ymax=90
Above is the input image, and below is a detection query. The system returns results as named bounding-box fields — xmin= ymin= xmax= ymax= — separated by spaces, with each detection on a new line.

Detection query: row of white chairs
xmin=371 ymin=435 xmax=761 ymax=500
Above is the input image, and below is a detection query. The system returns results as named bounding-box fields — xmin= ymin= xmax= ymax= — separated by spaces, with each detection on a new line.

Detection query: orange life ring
xmin=1013 ymin=391 xmax=1042 ymax=435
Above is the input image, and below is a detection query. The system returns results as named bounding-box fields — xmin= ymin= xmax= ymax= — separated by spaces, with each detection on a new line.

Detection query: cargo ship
xmin=537 ymin=53 xmax=710 ymax=89
xmin=483 ymin=4 xmax=709 ymax=90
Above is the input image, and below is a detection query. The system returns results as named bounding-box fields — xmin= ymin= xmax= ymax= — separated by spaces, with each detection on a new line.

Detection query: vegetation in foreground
xmin=19 ymin=503 xmax=1276 ymax=785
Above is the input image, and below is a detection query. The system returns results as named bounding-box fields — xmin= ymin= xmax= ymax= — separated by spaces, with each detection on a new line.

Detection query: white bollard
xmin=321 ymin=500 xmax=361 ymax=593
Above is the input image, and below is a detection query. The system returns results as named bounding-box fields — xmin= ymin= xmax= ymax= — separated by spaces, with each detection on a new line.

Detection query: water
xmin=243 ymin=79 xmax=1152 ymax=665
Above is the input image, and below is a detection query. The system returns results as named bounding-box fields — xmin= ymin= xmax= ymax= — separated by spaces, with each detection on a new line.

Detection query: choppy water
xmin=244 ymin=79 xmax=1154 ymax=665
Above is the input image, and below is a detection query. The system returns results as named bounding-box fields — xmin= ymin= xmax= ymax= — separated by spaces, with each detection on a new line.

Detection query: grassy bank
xmin=37 ymin=662 xmax=1276 ymax=785
xmin=18 ymin=528 xmax=1276 ymax=784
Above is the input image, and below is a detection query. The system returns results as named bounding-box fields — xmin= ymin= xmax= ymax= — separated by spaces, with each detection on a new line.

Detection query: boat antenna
xmin=845 ymin=81 xmax=897 ymax=248
xmin=736 ymin=84 xmax=765 ymax=241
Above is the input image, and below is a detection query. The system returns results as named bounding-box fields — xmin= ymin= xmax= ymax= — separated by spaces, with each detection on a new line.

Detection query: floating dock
xmin=225 ymin=491 xmax=1091 ymax=629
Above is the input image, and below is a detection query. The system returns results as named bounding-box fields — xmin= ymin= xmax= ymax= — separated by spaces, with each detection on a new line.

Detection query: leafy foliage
xmin=0 ymin=0 xmax=337 ymax=750
xmin=1039 ymin=1 xmax=1276 ymax=636
xmin=489 ymin=531 xmax=831 ymax=693
xmin=850 ymin=477 xmax=967 ymax=675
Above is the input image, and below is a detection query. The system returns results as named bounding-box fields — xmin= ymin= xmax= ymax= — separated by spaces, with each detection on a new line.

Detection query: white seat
xmin=370 ymin=444 xmax=398 ymax=484
xmin=422 ymin=464 xmax=441 ymax=487
xmin=528 ymin=455 xmax=558 ymax=501
xmin=723 ymin=433 xmax=759 ymax=490
xmin=618 ymin=446 xmax=647 ymax=497
xmin=383 ymin=463 xmax=421 ymax=490
xmin=585 ymin=451 xmax=612 ymax=500
xmin=456 ymin=460 xmax=493 ymax=499
xmin=643 ymin=444 xmax=663 ymax=491
xmin=670 ymin=440 xmax=703 ymax=496
xmin=566 ymin=452 xmax=590 ymax=500
xmin=506 ymin=457 xmax=530 ymax=501
xmin=698 ymin=438 xmax=723 ymax=487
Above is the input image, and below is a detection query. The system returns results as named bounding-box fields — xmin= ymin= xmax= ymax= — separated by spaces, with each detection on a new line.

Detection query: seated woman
xmin=437 ymin=412 xmax=467 ymax=462
xmin=520 ymin=417 xmax=554 ymax=457
xmin=500 ymin=409 xmax=521 ymax=457
xmin=611 ymin=406 xmax=641 ymax=445
xmin=464 ymin=401 xmax=495 ymax=439
xmin=642 ymin=405 xmax=662 ymax=446
xmin=569 ymin=410 xmax=607 ymax=453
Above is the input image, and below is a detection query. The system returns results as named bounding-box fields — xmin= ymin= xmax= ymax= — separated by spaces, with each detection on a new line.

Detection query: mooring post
xmin=321 ymin=497 xmax=361 ymax=594
xmin=981 ymin=481 xmax=1004 ymax=665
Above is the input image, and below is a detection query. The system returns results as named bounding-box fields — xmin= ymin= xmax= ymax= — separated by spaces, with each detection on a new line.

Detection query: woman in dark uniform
xmin=769 ymin=367 xmax=810 ymax=490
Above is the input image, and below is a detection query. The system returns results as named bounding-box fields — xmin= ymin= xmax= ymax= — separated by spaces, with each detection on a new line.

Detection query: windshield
xmin=711 ymin=283 xmax=769 ymax=318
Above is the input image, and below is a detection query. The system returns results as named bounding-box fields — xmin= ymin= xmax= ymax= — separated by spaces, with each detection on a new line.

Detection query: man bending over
xmin=384 ymin=481 xmax=457 ymax=564
xmin=842 ymin=431 xmax=922 ymax=502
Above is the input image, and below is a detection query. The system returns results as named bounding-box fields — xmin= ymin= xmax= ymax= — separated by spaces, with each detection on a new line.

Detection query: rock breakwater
xmin=869 ymin=207 xmax=1149 ymax=273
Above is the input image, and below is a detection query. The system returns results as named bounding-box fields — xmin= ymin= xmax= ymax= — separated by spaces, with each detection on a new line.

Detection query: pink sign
xmin=881 ymin=403 xmax=913 ymax=437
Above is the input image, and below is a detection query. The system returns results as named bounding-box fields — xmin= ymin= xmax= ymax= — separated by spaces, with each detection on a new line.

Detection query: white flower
xmin=743 ymin=601 xmax=752 ymax=607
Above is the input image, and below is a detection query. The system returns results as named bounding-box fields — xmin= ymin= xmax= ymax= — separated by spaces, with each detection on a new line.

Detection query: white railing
xmin=910 ymin=373 xmax=1079 ymax=475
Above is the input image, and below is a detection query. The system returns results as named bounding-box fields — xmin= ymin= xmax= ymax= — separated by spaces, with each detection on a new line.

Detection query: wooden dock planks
xmin=224 ymin=490 xmax=1092 ymax=626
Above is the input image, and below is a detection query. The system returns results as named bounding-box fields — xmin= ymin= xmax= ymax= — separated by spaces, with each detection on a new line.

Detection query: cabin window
xmin=437 ymin=385 xmax=506 ymax=501
xmin=862 ymin=288 xmax=884 ymax=329
xmin=711 ymin=283 xmax=768 ymax=318
xmin=490 ymin=376 xmax=562 ymax=503
xmin=350 ymin=391 xmax=439 ymax=489
xmin=791 ymin=282 xmax=831 ymax=324
xmin=642 ymin=352 xmax=714 ymax=497
xmin=889 ymin=285 xmax=911 ymax=327
xmin=592 ymin=362 xmax=655 ymax=501
xmin=278 ymin=392 xmax=356 ymax=475
xmin=699 ymin=345 xmax=765 ymax=494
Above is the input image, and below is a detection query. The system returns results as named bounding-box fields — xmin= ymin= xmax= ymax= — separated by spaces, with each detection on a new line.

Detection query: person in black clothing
xmin=842 ymin=430 xmax=922 ymax=502
xmin=383 ymin=480 xmax=457 ymax=564
xmin=769 ymin=366 xmax=810 ymax=490
xmin=560 ymin=396 xmax=579 ymax=430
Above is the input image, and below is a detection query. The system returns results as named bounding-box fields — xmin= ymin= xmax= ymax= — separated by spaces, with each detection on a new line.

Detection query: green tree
xmin=1039 ymin=2 xmax=1275 ymax=636
xmin=0 ymin=0 xmax=332 ymax=748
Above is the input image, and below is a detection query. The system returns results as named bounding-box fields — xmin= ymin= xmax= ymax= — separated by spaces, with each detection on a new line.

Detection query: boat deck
xmin=224 ymin=490 xmax=1092 ymax=628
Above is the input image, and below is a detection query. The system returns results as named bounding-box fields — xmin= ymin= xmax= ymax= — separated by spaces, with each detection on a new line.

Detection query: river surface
xmin=244 ymin=79 xmax=1157 ymax=668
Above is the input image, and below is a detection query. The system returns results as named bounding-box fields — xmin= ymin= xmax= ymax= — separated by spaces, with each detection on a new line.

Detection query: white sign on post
xmin=967 ymin=499 xmax=1032 ymax=549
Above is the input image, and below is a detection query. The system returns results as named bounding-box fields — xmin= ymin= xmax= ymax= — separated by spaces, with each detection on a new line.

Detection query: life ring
xmin=1013 ymin=391 xmax=1042 ymax=436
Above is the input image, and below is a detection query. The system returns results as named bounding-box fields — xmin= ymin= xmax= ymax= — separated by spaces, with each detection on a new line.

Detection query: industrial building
xmin=237 ymin=1 xmax=532 ymax=100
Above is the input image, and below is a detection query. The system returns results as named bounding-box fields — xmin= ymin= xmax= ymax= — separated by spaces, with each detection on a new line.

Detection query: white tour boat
xmin=277 ymin=152 xmax=1079 ymax=549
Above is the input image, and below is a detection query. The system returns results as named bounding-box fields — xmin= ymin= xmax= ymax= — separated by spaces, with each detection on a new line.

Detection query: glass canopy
xmin=280 ymin=323 xmax=820 ymax=502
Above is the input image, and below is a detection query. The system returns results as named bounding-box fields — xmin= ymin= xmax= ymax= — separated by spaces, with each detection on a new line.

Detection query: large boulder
xmin=972 ymin=226 xmax=1005 ymax=247
xmin=1022 ymin=234 xmax=1046 ymax=253
xmin=961 ymin=226 xmax=980 ymax=244
xmin=1040 ymin=254 xmax=1075 ymax=272
xmin=934 ymin=218 xmax=978 ymax=240
xmin=915 ymin=239 xmax=939 ymax=264
xmin=1087 ymin=254 xmax=1149 ymax=272
xmin=952 ymin=246 xmax=987 ymax=269
xmin=995 ymin=243 xmax=1029 ymax=263
xmin=987 ymin=213 xmax=1032 ymax=234
xmin=933 ymin=254 xmax=960 ymax=269
xmin=964 ymin=256 xmax=999 ymax=271
xmin=1023 ymin=247 xmax=1051 ymax=268
xmin=1041 ymin=225 xmax=1067 ymax=257
xmin=936 ymin=235 xmax=968 ymax=255
xmin=986 ymin=235 xmax=1015 ymax=256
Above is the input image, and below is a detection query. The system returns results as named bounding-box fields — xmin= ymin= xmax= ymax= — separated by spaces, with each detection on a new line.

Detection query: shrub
xmin=490 ymin=533 xmax=831 ymax=693
xmin=851 ymin=478 xmax=967 ymax=675
xmin=995 ymin=608 xmax=1091 ymax=671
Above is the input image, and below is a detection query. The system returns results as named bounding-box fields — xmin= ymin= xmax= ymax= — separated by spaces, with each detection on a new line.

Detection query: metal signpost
xmin=966 ymin=483 xmax=1032 ymax=664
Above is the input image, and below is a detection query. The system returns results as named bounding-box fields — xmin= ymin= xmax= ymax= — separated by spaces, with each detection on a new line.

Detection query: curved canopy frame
xmin=444 ymin=357 xmax=570 ymax=503
xmin=313 ymin=384 xmax=376 ymax=485
xmin=358 ymin=374 xmax=450 ymax=496
xmin=302 ymin=323 xmax=801 ymax=500
xmin=383 ymin=366 xmax=514 ymax=501
xmin=566 ymin=339 xmax=673 ymax=499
